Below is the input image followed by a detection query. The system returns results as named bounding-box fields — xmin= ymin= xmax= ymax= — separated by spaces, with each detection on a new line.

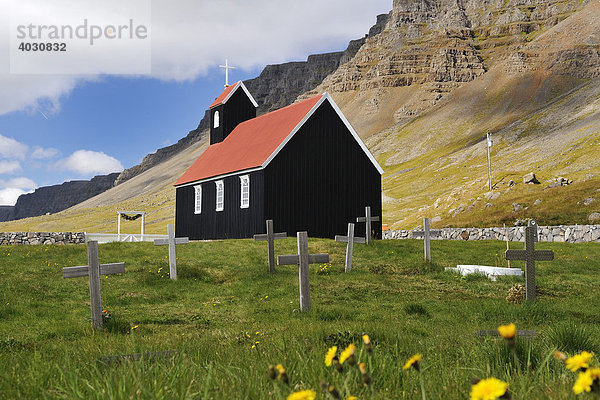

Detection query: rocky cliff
xmin=0 ymin=173 xmax=119 ymax=222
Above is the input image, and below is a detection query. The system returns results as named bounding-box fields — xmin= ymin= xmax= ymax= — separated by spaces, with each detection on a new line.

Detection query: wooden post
xmin=297 ymin=232 xmax=310 ymax=311
xmin=424 ymin=217 xmax=431 ymax=263
xmin=356 ymin=206 xmax=380 ymax=245
xmin=253 ymin=219 xmax=287 ymax=274
xmin=63 ymin=241 xmax=125 ymax=330
xmin=277 ymin=232 xmax=329 ymax=312
xmin=505 ymin=226 xmax=554 ymax=302
xmin=141 ymin=213 xmax=145 ymax=240
xmin=87 ymin=241 xmax=103 ymax=330
xmin=153 ymin=224 xmax=189 ymax=280
xmin=117 ymin=213 xmax=121 ymax=241
xmin=335 ymin=223 xmax=365 ymax=272
xmin=504 ymin=224 xmax=511 ymax=268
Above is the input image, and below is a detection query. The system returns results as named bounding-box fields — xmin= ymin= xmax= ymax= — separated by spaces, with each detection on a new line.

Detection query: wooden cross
xmin=153 ymin=224 xmax=189 ymax=280
xmin=335 ymin=223 xmax=365 ymax=272
xmin=63 ymin=241 xmax=125 ymax=330
xmin=505 ymin=226 xmax=554 ymax=302
xmin=253 ymin=219 xmax=287 ymax=273
xmin=219 ymin=58 xmax=236 ymax=87
xmin=356 ymin=206 xmax=380 ymax=245
xmin=413 ymin=218 xmax=442 ymax=262
xmin=277 ymin=232 xmax=329 ymax=312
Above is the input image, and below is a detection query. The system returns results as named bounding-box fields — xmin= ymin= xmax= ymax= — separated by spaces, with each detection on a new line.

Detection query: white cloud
xmin=0 ymin=160 xmax=21 ymax=174
xmin=4 ymin=177 xmax=36 ymax=190
xmin=0 ymin=134 xmax=28 ymax=160
xmin=56 ymin=149 xmax=124 ymax=176
xmin=0 ymin=187 xmax=26 ymax=206
xmin=31 ymin=146 xmax=59 ymax=160
xmin=0 ymin=1 xmax=391 ymax=114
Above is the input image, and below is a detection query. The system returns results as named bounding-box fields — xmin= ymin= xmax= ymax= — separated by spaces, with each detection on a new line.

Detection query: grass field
xmin=1 ymin=238 xmax=599 ymax=399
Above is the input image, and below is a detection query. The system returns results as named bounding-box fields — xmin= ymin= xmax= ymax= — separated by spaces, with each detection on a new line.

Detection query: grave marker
xmin=277 ymin=232 xmax=329 ymax=311
xmin=63 ymin=241 xmax=125 ymax=330
xmin=153 ymin=224 xmax=189 ymax=280
xmin=528 ymin=219 xmax=539 ymax=242
xmin=413 ymin=218 xmax=442 ymax=262
xmin=505 ymin=226 xmax=554 ymax=302
xmin=356 ymin=206 xmax=380 ymax=245
xmin=335 ymin=223 xmax=365 ymax=272
xmin=254 ymin=219 xmax=287 ymax=273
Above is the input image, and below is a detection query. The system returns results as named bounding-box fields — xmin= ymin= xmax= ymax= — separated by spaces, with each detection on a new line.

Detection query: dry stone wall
xmin=0 ymin=232 xmax=86 ymax=245
xmin=384 ymin=225 xmax=600 ymax=243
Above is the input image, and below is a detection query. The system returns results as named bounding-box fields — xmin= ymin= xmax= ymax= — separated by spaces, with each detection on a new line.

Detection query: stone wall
xmin=0 ymin=232 xmax=86 ymax=245
xmin=384 ymin=225 xmax=600 ymax=243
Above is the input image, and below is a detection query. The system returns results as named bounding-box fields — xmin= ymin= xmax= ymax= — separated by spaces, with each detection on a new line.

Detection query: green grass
xmin=1 ymin=238 xmax=599 ymax=399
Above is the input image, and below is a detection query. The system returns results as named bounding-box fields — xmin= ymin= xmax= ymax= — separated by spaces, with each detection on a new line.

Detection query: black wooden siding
xmin=210 ymin=88 xmax=256 ymax=145
xmin=264 ymin=100 xmax=382 ymax=239
xmin=175 ymin=170 xmax=264 ymax=240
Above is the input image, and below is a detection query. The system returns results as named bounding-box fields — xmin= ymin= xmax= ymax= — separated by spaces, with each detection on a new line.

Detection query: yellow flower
xmin=362 ymin=334 xmax=370 ymax=345
xmin=347 ymin=397 xmax=358 ymax=400
xmin=497 ymin=323 xmax=516 ymax=339
xmin=286 ymin=389 xmax=316 ymax=400
xmin=470 ymin=377 xmax=509 ymax=400
xmin=402 ymin=353 xmax=422 ymax=370
xmin=566 ymin=351 xmax=594 ymax=372
xmin=573 ymin=370 xmax=594 ymax=394
xmin=339 ymin=344 xmax=356 ymax=364
xmin=325 ymin=346 xmax=337 ymax=366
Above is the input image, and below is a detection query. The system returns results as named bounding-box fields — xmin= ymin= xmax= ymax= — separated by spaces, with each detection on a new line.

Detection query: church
xmin=174 ymin=80 xmax=383 ymax=240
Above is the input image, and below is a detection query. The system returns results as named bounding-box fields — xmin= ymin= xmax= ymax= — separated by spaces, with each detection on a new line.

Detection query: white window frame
xmin=194 ymin=185 xmax=202 ymax=214
xmin=213 ymin=110 xmax=220 ymax=128
xmin=215 ymin=180 xmax=224 ymax=212
xmin=240 ymin=175 xmax=250 ymax=209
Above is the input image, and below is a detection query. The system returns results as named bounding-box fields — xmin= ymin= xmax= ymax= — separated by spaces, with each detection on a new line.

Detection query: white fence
xmin=85 ymin=233 xmax=168 ymax=244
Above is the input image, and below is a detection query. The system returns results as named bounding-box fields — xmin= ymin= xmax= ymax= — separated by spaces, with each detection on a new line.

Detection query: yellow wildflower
xmin=573 ymin=370 xmax=594 ymax=394
xmin=470 ymin=377 xmax=509 ymax=400
xmin=339 ymin=343 xmax=356 ymax=364
xmin=402 ymin=353 xmax=423 ymax=371
xmin=497 ymin=323 xmax=516 ymax=339
xmin=347 ymin=397 xmax=358 ymax=400
xmin=362 ymin=334 xmax=370 ymax=345
xmin=286 ymin=389 xmax=316 ymax=400
xmin=325 ymin=346 xmax=337 ymax=367
xmin=566 ymin=351 xmax=594 ymax=372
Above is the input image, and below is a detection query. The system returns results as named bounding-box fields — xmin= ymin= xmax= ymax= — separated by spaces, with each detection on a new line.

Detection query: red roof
xmin=209 ymin=82 xmax=240 ymax=109
xmin=175 ymin=94 xmax=324 ymax=186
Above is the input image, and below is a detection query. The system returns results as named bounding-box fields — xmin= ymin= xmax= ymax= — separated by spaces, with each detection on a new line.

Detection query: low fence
xmin=0 ymin=232 xmax=86 ymax=245
xmin=383 ymin=224 xmax=600 ymax=243
xmin=85 ymin=233 xmax=168 ymax=244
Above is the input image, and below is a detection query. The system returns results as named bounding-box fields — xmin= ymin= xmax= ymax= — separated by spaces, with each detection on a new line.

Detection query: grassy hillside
xmin=1 ymin=238 xmax=599 ymax=398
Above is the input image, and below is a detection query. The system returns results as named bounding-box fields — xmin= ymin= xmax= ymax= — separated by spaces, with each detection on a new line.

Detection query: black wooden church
xmin=174 ymin=81 xmax=383 ymax=240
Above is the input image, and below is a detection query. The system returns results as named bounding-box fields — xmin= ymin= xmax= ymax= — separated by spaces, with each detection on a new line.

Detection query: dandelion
xmin=359 ymin=362 xmax=371 ymax=385
xmin=566 ymin=351 xmax=594 ymax=372
xmin=497 ymin=323 xmax=516 ymax=339
xmin=339 ymin=343 xmax=356 ymax=365
xmin=402 ymin=353 xmax=422 ymax=371
xmin=347 ymin=397 xmax=358 ymax=400
xmin=363 ymin=334 xmax=373 ymax=354
xmin=573 ymin=370 xmax=594 ymax=394
xmin=325 ymin=346 xmax=337 ymax=366
xmin=286 ymin=389 xmax=316 ymax=400
xmin=470 ymin=377 xmax=509 ymax=400
xmin=276 ymin=364 xmax=289 ymax=385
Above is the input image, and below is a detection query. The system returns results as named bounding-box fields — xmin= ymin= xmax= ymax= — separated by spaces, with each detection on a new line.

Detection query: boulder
xmin=589 ymin=212 xmax=600 ymax=222
xmin=523 ymin=173 xmax=540 ymax=184
xmin=583 ymin=197 xmax=595 ymax=206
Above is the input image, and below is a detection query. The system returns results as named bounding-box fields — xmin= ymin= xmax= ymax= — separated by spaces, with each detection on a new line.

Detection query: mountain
xmin=0 ymin=173 xmax=119 ymax=223
xmin=2 ymin=0 xmax=599 ymax=233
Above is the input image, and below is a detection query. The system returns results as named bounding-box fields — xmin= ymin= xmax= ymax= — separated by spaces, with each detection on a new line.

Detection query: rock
xmin=513 ymin=203 xmax=524 ymax=212
xmin=484 ymin=191 xmax=500 ymax=201
xmin=523 ymin=173 xmax=540 ymax=184
xmin=533 ymin=199 xmax=542 ymax=206
xmin=461 ymin=231 xmax=470 ymax=240
xmin=589 ymin=212 xmax=600 ymax=222
xmin=583 ymin=197 xmax=595 ymax=206
xmin=485 ymin=203 xmax=493 ymax=208
xmin=508 ymin=180 xmax=516 ymax=187
xmin=584 ymin=174 xmax=595 ymax=181
xmin=431 ymin=216 xmax=442 ymax=224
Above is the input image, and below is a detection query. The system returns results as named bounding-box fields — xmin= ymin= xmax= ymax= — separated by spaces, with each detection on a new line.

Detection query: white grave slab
xmin=446 ymin=265 xmax=523 ymax=281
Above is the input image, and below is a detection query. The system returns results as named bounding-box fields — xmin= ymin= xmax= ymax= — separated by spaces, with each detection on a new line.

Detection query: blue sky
xmin=0 ymin=0 xmax=391 ymax=205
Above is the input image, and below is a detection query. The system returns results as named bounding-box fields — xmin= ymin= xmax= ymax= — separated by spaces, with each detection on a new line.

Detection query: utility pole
xmin=487 ymin=131 xmax=493 ymax=191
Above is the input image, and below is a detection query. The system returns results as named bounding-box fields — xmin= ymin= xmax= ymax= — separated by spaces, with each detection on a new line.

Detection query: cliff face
xmin=0 ymin=173 xmax=119 ymax=222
